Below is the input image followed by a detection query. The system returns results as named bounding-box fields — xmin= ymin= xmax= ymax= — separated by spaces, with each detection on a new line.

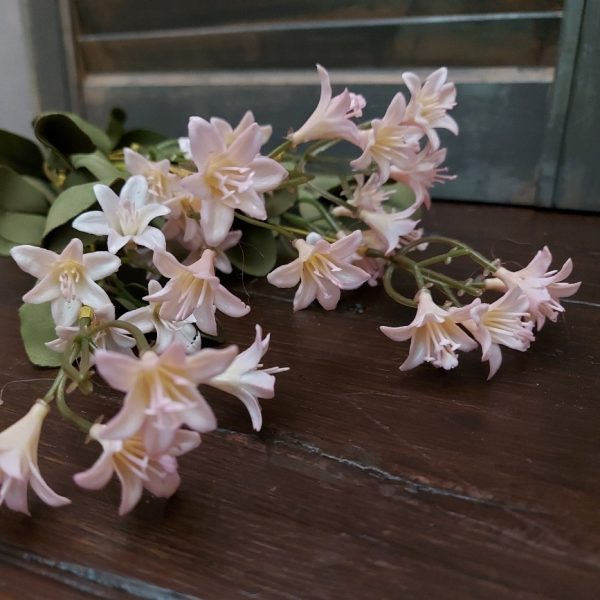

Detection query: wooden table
xmin=0 ymin=201 xmax=598 ymax=599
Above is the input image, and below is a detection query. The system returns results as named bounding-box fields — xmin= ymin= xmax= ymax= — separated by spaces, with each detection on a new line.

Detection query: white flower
xmin=147 ymin=249 xmax=250 ymax=336
xmin=210 ymin=110 xmax=272 ymax=148
xmin=73 ymin=175 xmax=170 ymax=254
xmin=120 ymin=280 xmax=202 ymax=354
xmin=381 ymin=289 xmax=478 ymax=370
xmin=0 ymin=401 xmax=70 ymax=514
xmin=10 ymin=238 xmax=120 ymax=325
xmin=267 ymin=231 xmax=369 ymax=311
xmin=208 ymin=325 xmax=288 ymax=431
xmin=290 ymin=64 xmax=366 ymax=147
xmin=124 ymin=148 xmax=180 ymax=203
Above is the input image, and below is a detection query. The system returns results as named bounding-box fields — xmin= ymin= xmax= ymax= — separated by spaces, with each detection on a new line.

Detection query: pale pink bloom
xmin=351 ymin=93 xmax=422 ymax=180
xmin=74 ymin=423 xmax=200 ymax=515
xmin=290 ymin=64 xmax=366 ymax=147
xmin=161 ymin=192 xmax=203 ymax=246
xmin=95 ymin=342 xmax=237 ymax=454
xmin=492 ymin=246 xmax=581 ymax=329
xmin=380 ymin=289 xmax=478 ymax=370
xmin=120 ymin=280 xmax=201 ymax=354
xmin=46 ymin=303 xmax=135 ymax=355
xmin=210 ymin=111 xmax=272 ymax=148
xmin=10 ymin=238 xmax=120 ymax=325
xmin=267 ymin=231 xmax=369 ymax=311
xmin=353 ymin=256 xmax=386 ymax=287
xmin=73 ymin=176 xmax=170 ymax=254
xmin=147 ymin=249 xmax=250 ymax=336
xmin=124 ymin=148 xmax=180 ymax=203
xmin=403 ymin=67 xmax=458 ymax=149
xmin=0 ymin=401 xmax=70 ymax=514
xmin=183 ymin=229 xmax=243 ymax=274
xmin=208 ymin=325 xmax=288 ymax=431
xmin=178 ymin=137 xmax=192 ymax=159
xmin=390 ymin=145 xmax=455 ymax=209
xmin=181 ymin=117 xmax=287 ymax=246
xmin=464 ymin=288 xmax=535 ymax=379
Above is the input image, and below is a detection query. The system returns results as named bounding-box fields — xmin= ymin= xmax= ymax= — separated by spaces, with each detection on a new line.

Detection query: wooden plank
xmin=82 ymin=73 xmax=551 ymax=205
xmin=76 ymin=17 xmax=560 ymax=73
xmin=0 ymin=202 xmax=598 ymax=598
xmin=72 ymin=0 xmax=563 ymax=35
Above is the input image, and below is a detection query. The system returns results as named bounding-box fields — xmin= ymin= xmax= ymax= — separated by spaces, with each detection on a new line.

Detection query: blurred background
xmin=1 ymin=0 xmax=598 ymax=210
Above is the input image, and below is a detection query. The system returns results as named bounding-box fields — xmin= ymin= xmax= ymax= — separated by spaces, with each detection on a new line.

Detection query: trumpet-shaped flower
xmin=181 ymin=117 xmax=287 ymax=246
xmin=0 ymin=401 xmax=70 ymax=514
xmin=74 ymin=424 xmax=200 ymax=515
xmin=146 ymin=249 xmax=250 ymax=336
xmin=289 ymin=64 xmax=366 ymax=147
xmin=73 ymin=175 xmax=170 ymax=254
xmin=381 ymin=289 xmax=478 ymax=370
xmin=95 ymin=342 xmax=237 ymax=454
xmin=120 ymin=280 xmax=201 ymax=354
xmin=351 ymin=93 xmax=422 ymax=181
xmin=403 ymin=67 xmax=458 ymax=149
xmin=464 ymin=288 xmax=535 ymax=379
xmin=182 ymin=229 xmax=243 ymax=274
xmin=208 ymin=325 xmax=288 ymax=431
xmin=124 ymin=148 xmax=180 ymax=203
xmin=491 ymin=246 xmax=581 ymax=329
xmin=267 ymin=230 xmax=369 ymax=311
xmin=10 ymin=237 xmax=120 ymax=325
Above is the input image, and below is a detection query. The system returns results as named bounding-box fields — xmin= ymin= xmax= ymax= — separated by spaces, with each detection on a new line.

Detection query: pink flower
xmin=267 ymin=231 xmax=369 ymax=311
xmin=73 ymin=176 xmax=170 ymax=254
xmin=181 ymin=117 xmax=287 ymax=246
xmin=380 ymin=289 xmax=478 ymax=370
xmin=124 ymin=148 xmax=180 ymax=203
xmin=290 ymin=64 xmax=365 ymax=146
xmin=390 ymin=145 xmax=455 ymax=209
xmin=208 ymin=325 xmax=288 ymax=431
xmin=492 ymin=246 xmax=581 ymax=329
xmin=0 ymin=401 xmax=70 ymax=514
xmin=182 ymin=229 xmax=243 ymax=275
xmin=464 ymin=288 xmax=535 ymax=379
xmin=95 ymin=342 xmax=237 ymax=454
xmin=10 ymin=238 xmax=120 ymax=325
xmin=147 ymin=249 xmax=250 ymax=336
xmin=210 ymin=111 xmax=272 ymax=148
xmin=74 ymin=423 xmax=200 ymax=515
xmin=402 ymin=67 xmax=458 ymax=149
xmin=351 ymin=93 xmax=422 ymax=180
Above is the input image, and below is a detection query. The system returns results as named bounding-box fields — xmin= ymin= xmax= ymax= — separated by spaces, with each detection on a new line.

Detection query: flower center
xmin=57 ymin=260 xmax=83 ymax=301
xmin=117 ymin=199 xmax=140 ymax=236
xmin=204 ymin=156 xmax=254 ymax=203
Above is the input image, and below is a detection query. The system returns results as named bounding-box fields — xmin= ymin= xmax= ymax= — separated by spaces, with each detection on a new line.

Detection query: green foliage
xmin=227 ymin=221 xmax=277 ymax=277
xmin=0 ymin=129 xmax=44 ymax=177
xmin=71 ymin=150 xmax=123 ymax=180
xmin=384 ymin=183 xmax=417 ymax=212
xmin=106 ymin=107 xmax=127 ymax=147
xmin=265 ymin=188 xmax=297 ymax=217
xmin=19 ymin=303 xmax=62 ymax=368
xmin=118 ymin=129 xmax=168 ymax=149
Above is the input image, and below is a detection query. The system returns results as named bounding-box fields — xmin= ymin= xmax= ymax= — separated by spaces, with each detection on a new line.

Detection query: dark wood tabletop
xmin=0 ymin=200 xmax=598 ymax=600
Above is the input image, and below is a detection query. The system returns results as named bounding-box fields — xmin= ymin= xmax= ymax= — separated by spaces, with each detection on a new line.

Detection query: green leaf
xmin=42 ymin=181 xmax=101 ymax=237
xmin=106 ymin=107 xmax=127 ymax=147
xmin=34 ymin=112 xmax=112 ymax=160
xmin=0 ymin=130 xmax=44 ymax=177
xmin=297 ymin=196 xmax=329 ymax=230
xmin=19 ymin=303 xmax=62 ymax=367
xmin=227 ymin=221 xmax=277 ymax=277
xmin=22 ymin=176 xmax=57 ymax=205
xmin=384 ymin=183 xmax=417 ymax=212
xmin=118 ymin=129 xmax=168 ymax=149
xmin=71 ymin=150 xmax=122 ymax=180
xmin=45 ymin=226 xmax=97 ymax=254
xmin=0 ymin=166 xmax=49 ymax=214
xmin=265 ymin=188 xmax=297 ymax=217
xmin=0 ymin=235 xmax=16 ymax=256
xmin=0 ymin=211 xmax=46 ymax=246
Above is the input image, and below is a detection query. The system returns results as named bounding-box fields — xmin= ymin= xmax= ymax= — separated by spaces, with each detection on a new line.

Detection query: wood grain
xmin=0 ymin=201 xmax=598 ymax=599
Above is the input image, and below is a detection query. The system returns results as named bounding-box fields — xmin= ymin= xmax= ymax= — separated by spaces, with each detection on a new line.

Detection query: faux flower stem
xmin=268 ymin=139 xmax=293 ymax=160
xmin=89 ymin=320 xmax=150 ymax=354
xmin=298 ymin=197 xmax=342 ymax=232
xmin=234 ymin=212 xmax=320 ymax=240
xmin=383 ymin=265 xmax=417 ymax=308
xmin=56 ymin=376 xmax=92 ymax=433
xmin=305 ymin=183 xmax=354 ymax=211
xmin=416 ymin=247 xmax=470 ymax=267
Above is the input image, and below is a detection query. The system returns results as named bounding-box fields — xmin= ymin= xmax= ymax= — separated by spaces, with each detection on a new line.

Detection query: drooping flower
xmin=95 ymin=342 xmax=237 ymax=454
xmin=380 ymin=289 xmax=478 ymax=370
xmin=0 ymin=401 xmax=70 ymax=514
xmin=267 ymin=230 xmax=369 ymax=311
xmin=124 ymin=148 xmax=180 ymax=203
xmin=490 ymin=247 xmax=581 ymax=329
xmin=402 ymin=67 xmax=458 ymax=149
xmin=390 ymin=145 xmax=455 ymax=209
xmin=182 ymin=229 xmax=243 ymax=274
xmin=10 ymin=238 xmax=120 ymax=325
xmin=289 ymin=64 xmax=366 ymax=147
xmin=73 ymin=175 xmax=170 ymax=254
xmin=464 ymin=287 xmax=535 ymax=379
xmin=74 ymin=423 xmax=200 ymax=516
xmin=350 ymin=93 xmax=422 ymax=180
xmin=146 ymin=249 xmax=250 ymax=336
xmin=161 ymin=191 xmax=203 ymax=246
xmin=120 ymin=280 xmax=201 ymax=354
xmin=208 ymin=325 xmax=288 ymax=431
xmin=181 ymin=117 xmax=287 ymax=246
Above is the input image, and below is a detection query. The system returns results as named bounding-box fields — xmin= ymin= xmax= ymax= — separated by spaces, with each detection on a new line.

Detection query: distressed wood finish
xmin=0 ymin=201 xmax=598 ymax=599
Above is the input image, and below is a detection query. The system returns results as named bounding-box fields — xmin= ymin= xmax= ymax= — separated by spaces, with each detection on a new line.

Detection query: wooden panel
xmin=83 ymin=71 xmax=551 ymax=205
xmin=77 ymin=17 xmax=560 ymax=73
xmin=73 ymin=0 xmax=563 ymax=34
xmin=0 ymin=202 xmax=599 ymax=597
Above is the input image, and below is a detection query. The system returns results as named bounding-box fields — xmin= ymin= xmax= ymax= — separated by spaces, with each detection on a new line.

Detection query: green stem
xmin=268 ymin=139 xmax=293 ymax=159
xmin=383 ymin=265 xmax=417 ymax=308
xmin=234 ymin=212 xmax=306 ymax=239
xmin=89 ymin=320 xmax=149 ymax=353
xmin=417 ymin=247 xmax=470 ymax=268
xmin=305 ymin=183 xmax=353 ymax=210
xmin=56 ymin=377 xmax=92 ymax=433
xmin=298 ymin=197 xmax=342 ymax=232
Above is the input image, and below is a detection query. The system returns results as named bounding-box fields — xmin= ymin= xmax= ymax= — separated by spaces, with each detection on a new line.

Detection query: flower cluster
xmin=0 ymin=64 xmax=580 ymax=516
